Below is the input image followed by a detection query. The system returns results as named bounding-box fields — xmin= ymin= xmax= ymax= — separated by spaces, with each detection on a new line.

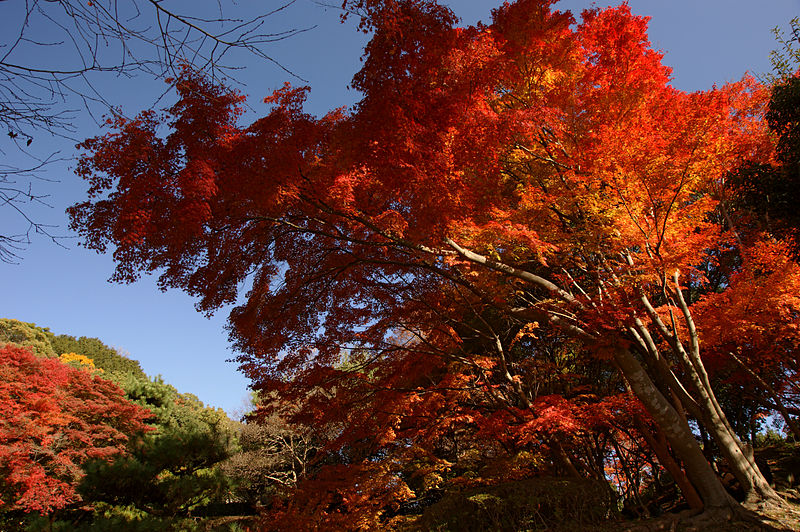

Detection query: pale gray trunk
xmin=688 ymin=377 xmax=779 ymax=503
xmin=642 ymin=273 xmax=779 ymax=504
xmin=614 ymin=348 xmax=732 ymax=509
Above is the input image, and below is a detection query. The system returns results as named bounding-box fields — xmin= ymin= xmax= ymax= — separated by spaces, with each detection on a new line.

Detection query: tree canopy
xmin=0 ymin=344 xmax=151 ymax=515
xmin=69 ymin=0 xmax=800 ymax=521
xmin=51 ymin=334 xmax=146 ymax=380
xmin=0 ymin=319 xmax=57 ymax=358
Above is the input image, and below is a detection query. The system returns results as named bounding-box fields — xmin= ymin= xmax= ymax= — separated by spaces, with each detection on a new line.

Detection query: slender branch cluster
xmin=0 ymin=0 xmax=309 ymax=261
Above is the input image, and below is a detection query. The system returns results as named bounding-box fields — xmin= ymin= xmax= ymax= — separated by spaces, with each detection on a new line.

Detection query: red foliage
xmin=70 ymin=0 xmax=788 ymax=513
xmin=250 ymin=339 xmax=647 ymax=524
xmin=69 ymin=1 xmax=771 ymax=375
xmin=261 ymin=461 xmax=415 ymax=531
xmin=0 ymin=344 xmax=151 ymax=514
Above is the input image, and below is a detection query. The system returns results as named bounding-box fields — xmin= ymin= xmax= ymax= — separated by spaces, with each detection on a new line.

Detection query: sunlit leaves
xmin=69 ymin=0 xmax=790 ymax=518
xmin=0 ymin=344 xmax=151 ymax=514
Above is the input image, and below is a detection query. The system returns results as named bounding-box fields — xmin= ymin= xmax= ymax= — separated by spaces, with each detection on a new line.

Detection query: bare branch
xmin=445 ymin=237 xmax=579 ymax=305
xmin=0 ymin=0 xmax=310 ymax=260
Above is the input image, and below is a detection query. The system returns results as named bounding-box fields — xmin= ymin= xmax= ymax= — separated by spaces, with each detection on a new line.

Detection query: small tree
xmin=0 ymin=344 xmax=151 ymax=515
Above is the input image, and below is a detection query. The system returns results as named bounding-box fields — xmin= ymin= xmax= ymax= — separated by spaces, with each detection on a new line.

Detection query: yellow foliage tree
xmin=59 ymin=352 xmax=103 ymax=372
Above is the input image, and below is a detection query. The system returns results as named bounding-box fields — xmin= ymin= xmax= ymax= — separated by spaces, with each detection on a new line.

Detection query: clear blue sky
xmin=1 ymin=0 xmax=797 ymax=415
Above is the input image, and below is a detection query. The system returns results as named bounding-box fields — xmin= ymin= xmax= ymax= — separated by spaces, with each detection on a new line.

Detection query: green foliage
xmin=80 ymin=439 xmax=235 ymax=517
xmin=415 ymin=477 xmax=618 ymax=532
xmin=768 ymin=76 xmax=800 ymax=168
xmin=729 ymin=73 xmax=800 ymax=258
xmin=755 ymin=429 xmax=788 ymax=448
xmin=116 ymin=373 xmax=234 ymax=435
xmin=50 ymin=334 xmax=146 ymax=380
xmin=768 ymin=17 xmax=800 ymax=83
xmin=0 ymin=318 xmax=56 ymax=357
xmin=26 ymin=503 xmax=209 ymax=532
xmin=79 ymin=372 xmax=239 ymax=521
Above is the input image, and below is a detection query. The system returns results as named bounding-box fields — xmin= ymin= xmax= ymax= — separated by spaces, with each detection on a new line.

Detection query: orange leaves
xmin=578 ymin=3 xmax=670 ymax=97
xmin=456 ymin=214 xmax=557 ymax=267
xmin=518 ymin=395 xmax=582 ymax=441
xmin=515 ymin=393 xmax=639 ymax=445
xmin=69 ymin=2 xmax=792 ymax=515
xmin=510 ymin=322 xmax=539 ymax=349
xmin=373 ymin=209 xmax=409 ymax=237
xmin=262 ymin=462 xmax=415 ymax=531
xmin=695 ymin=238 xmax=800 ymax=374
xmin=263 ymin=82 xmax=311 ymax=111
xmin=58 ymin=352 xmax=100 ymax=372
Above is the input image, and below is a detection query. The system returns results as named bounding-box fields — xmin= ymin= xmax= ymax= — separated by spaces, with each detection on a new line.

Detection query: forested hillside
xmin=0 ymin=319 xmax=253 ymax=530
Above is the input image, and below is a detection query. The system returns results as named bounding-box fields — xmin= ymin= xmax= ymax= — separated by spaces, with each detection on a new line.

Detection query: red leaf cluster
xmin=0 ymin=344 xmax=151 ymax=514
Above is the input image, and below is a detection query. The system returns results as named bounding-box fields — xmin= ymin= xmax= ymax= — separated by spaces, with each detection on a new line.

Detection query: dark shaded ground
xmin=388 ymin=443 xmax=800 ymax=532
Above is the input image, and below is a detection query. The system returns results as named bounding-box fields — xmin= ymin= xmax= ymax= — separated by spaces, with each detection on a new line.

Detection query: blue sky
xmin=1 ymin=0 xmax=798 ymax=415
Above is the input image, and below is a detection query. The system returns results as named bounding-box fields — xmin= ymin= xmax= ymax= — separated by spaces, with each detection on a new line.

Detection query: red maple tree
xmin=0 ymin=344 xmax=151 ymax=514
xmin=70 ymin=0 xmax=796 ymax=516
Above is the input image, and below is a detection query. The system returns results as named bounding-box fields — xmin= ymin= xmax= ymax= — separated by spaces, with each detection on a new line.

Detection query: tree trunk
xmin=673 ymin=351 xmax=780 ymax=504
xmin=667 ymin=273 xmax=779 ymax=504
xmin=551 ymin=436 xmax=583 ymax=479
xmin=634 ymin=415 xmax=704 ymax=511
xmin=614 ymin=348 xmax=732 ymax=510
xmin=697 ymin=395 xmax=780 ymax=505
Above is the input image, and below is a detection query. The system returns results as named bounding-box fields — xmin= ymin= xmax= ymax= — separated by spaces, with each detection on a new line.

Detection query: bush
xmin=415 ymin=477 xmax=617 ymax=531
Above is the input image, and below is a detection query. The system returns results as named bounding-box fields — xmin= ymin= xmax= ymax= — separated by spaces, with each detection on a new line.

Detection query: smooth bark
xmin=634 ymin=415 xmax=704 ymax=510
xmin=613 ymin=348 xmax=732 ymax=509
